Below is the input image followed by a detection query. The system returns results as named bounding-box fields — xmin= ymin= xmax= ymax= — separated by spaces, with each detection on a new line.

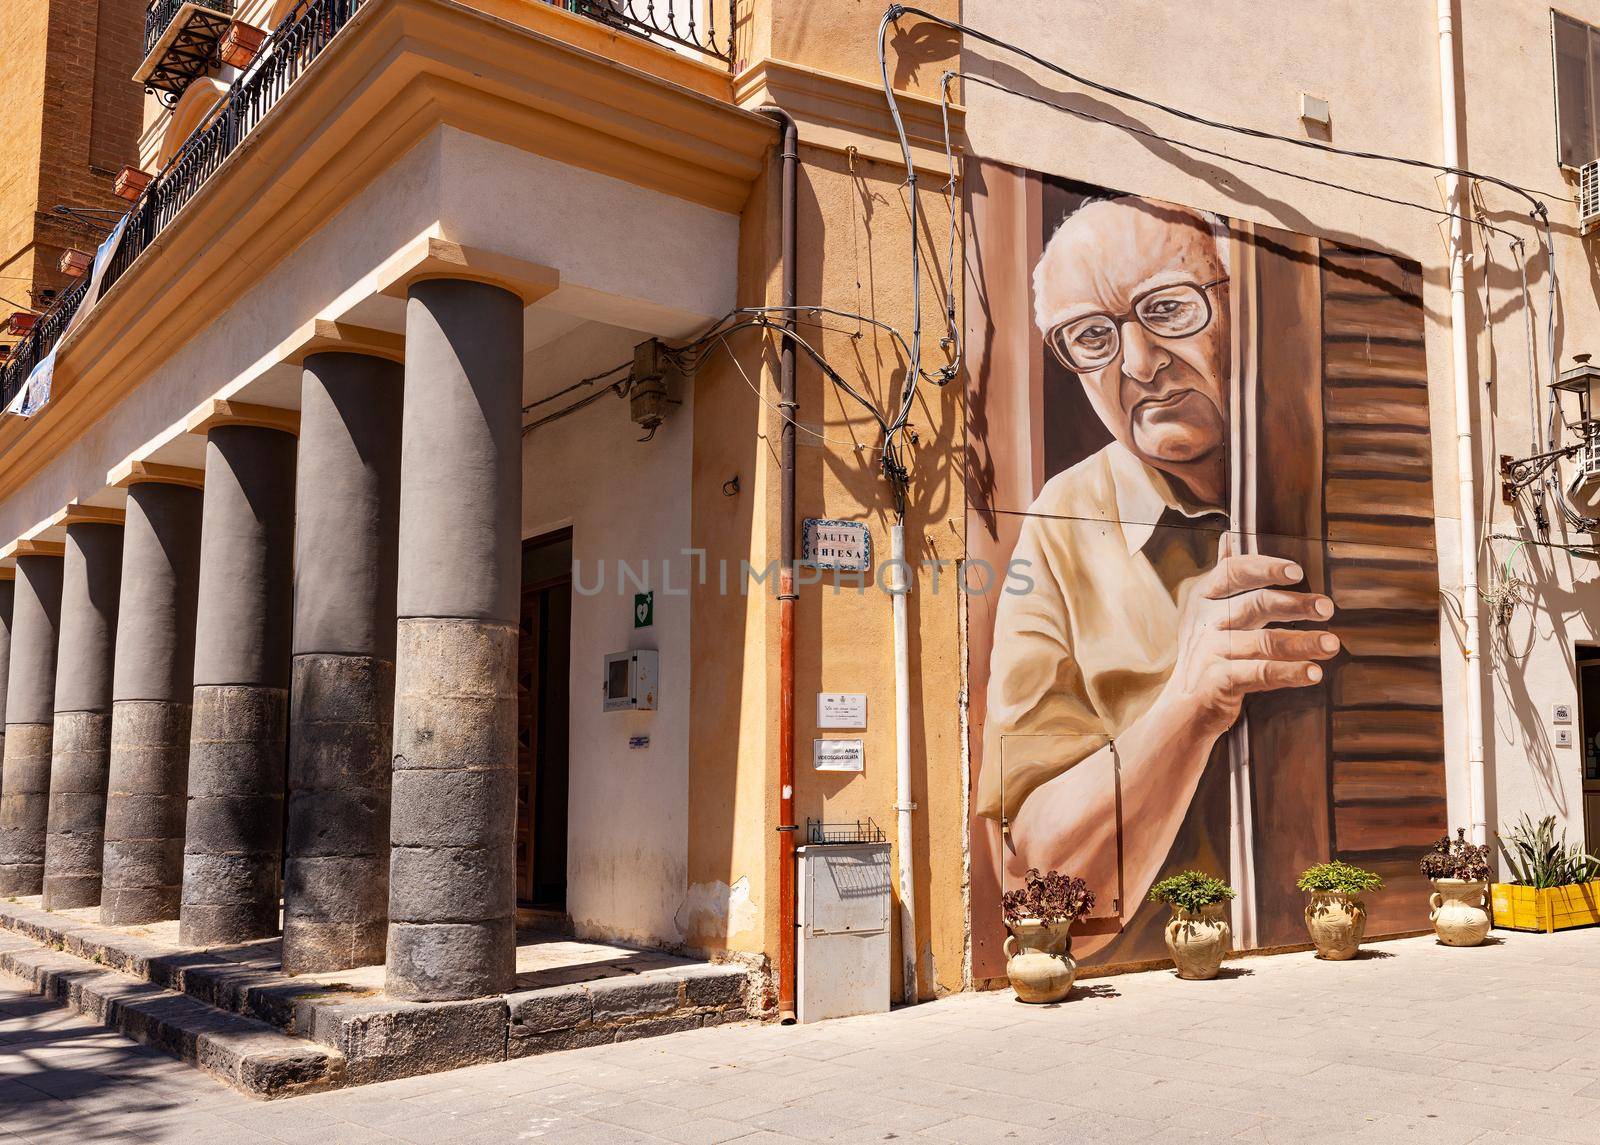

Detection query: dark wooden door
xmin=517 ymin=531 xmax=572 ymax=910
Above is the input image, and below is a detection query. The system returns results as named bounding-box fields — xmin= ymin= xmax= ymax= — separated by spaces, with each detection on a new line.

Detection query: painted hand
xmin=1160 ymin=531 xmax=1339 ymax=737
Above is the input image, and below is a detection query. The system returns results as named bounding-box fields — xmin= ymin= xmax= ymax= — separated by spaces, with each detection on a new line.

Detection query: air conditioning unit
xmin=1582 ymin=160 xmax=1600 ymax=235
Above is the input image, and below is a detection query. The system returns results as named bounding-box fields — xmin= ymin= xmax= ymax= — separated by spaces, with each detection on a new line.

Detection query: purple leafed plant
xmin=1419 ymin=828 xmax=1492 ymax=882
xmin=1002 ymin=867 xmax=1095 ymax=927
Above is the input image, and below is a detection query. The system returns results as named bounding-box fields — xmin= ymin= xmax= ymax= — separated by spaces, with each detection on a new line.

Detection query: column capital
xmin=1 ymin=539 xmax=67 ymax=561
xmin=48 ymin=504 xmax=126 ymax=529
xmin=108 ymin=459 xmax=206 ymax=490
xmin=185 ymin=399 xmax=300 ymax=438
xmin=375 ymin=236 xmax=559 ymax=305
xmin=279 ymin=318 xmax=406 ymax=366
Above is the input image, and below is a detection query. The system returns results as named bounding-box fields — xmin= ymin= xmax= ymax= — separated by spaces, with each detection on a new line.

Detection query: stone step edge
xmin=0 ymin=899 xmax=375 ymax=1036
xmin=0 ymin=929 xmax=346 ymax=1099
xmin=0 ymin=899 xmax=758 ymax=1085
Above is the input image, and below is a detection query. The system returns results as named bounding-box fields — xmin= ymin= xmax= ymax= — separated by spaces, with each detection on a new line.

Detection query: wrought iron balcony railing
xmin=144 ymin=0 xmax=235 ymax=59
xmin=566 ymin=2 xmax=734 ymax=63
xmin=3 ymin=0 xmax=736 ymax=411
xmin=0 ymin=278 xmax=91 ymax=412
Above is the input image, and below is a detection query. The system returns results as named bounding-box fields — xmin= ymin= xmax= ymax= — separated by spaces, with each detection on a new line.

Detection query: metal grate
xmin=144 ymin=0 xmax=235 ymax=59
xmin=806 ymin=819 xmax=886 ymax=846
xmin=1583 ymin=161 xmax=1600 ymax=235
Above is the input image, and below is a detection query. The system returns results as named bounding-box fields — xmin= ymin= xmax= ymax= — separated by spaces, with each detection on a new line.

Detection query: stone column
xmin=283 ymin=352 xmax=402 ymax=974
xmin=0 ymin=550 xmax=64 ymax=895
xmin=180 ymin=422 xmax=296 ymax=947
xmin=41 ymin=520 xmax=123 ymax=909
xmin=101 ymin=477 xmax=204 ymax=925
xmin=0 ymin=577 xmax=14 ymax=766
xmin=387 ymin=279 xmax=522 ymax=1001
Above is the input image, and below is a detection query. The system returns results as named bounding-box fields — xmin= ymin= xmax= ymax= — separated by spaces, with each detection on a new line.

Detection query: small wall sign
xmin=814 ymin=738 xmax=865 ymax=772
xmin=817 ymin=693 xmax=867 ymax=729
xmin=634 ymin=591 xmax=653 ymax=629
xmin=801 ymin=519 xmax=871 ymax=571
xmin=1553 ymin=703 xmax=1573 ymax=724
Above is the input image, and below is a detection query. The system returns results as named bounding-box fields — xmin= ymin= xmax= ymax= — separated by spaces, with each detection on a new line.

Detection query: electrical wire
xmin=954 ymin=72 xmax=1529 ymax=246
xmin=521 ymin=361 xmax=631 ymax=413
xmin=713 ymin=333 xmax=886 ymax=454
xmin=885 ymin=4 xmax=1553 ymax=221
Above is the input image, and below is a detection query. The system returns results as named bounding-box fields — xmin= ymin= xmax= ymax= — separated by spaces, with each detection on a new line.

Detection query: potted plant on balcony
xmin=1001 ymin=867 xmax=1094 ymax=1004
xmin=1419 ymin=828 xmax=1492 ymax=946
xmin=1148 ymin=870 xmax=1235 ymax=980
xmin=220 ymin=21 xmax=268 ymax=69
xmin=1492 ymin=814 xmax=1600 ymax=933
xmin=58 ymin=249 xmax=92 ymax=278
xmin=113 ymin=166 xmax=152 ymax=202
xmin=1297 ymin=861 xmax=1384 ymax=960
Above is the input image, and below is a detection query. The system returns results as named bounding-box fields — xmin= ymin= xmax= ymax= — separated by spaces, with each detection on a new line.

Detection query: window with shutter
xmin=1554 ymin=10 xmax=1600 ymax=167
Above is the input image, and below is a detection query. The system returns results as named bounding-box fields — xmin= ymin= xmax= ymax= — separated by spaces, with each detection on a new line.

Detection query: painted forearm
xmin=1008 ymin=698 xmax=1220 ymax=913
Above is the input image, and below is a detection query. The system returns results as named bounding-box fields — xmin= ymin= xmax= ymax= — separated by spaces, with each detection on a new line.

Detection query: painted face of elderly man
xmin=978 ymin=196 xmax=1339 ymax=958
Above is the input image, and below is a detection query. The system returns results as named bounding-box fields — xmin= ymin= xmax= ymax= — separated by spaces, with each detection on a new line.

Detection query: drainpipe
xmin=760 ymin=105 xmax=799 ymax=1024
xmin=1437 ymin=0 xmax=1488 ymax=845
xmin=888 ymin=523 xmax=917 ymax=1004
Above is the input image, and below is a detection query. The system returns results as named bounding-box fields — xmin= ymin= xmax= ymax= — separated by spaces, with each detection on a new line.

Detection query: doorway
xmin=1580 ymin=646 xmax=1600 ymax=858
xmin=517 ymin=529 xmax=572 ymax=915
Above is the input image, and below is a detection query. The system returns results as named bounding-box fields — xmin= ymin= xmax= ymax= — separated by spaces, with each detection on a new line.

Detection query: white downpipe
xmin=1438 ymin=0 xmax=1488 ymax=845
xmin=889 ymin=524 xmax=918 ymax=1004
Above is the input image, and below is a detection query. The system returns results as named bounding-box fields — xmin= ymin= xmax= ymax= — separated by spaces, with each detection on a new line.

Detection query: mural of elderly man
xmin=977 ymin=194 xmax=1342 ymax=957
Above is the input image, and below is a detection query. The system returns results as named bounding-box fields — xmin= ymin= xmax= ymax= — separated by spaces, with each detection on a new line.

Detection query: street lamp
xmin=1554 ymin=354 xmax=1600 ymax=497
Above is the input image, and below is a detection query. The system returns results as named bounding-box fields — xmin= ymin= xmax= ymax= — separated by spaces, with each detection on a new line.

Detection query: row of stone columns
xmin=0 ymin=277 xmax=524 ymax=1002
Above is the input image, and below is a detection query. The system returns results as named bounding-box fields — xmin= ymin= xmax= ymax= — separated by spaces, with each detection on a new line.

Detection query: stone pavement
xmin=5 ymin=926 xmax=1600 ymax=1144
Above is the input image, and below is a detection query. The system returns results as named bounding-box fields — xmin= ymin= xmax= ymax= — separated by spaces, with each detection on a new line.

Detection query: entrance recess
xmin=1580 ymin=645 xmax=1600 ymax=857
xmin=517 ymin=529 xmax=572 ymax=914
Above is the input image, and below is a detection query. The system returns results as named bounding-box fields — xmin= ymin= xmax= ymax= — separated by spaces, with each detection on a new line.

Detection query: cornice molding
xmin=0 ymin=0 xmax=772 ymax=505
xmin=733 ymin=57 xmax=965 ymax=176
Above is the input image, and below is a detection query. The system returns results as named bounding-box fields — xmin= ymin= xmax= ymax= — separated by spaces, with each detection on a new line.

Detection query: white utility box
xmin=796 ymin=841 xmax=891 ymax=1023
xmin=602 ymin=649 xmax=658 ymax=712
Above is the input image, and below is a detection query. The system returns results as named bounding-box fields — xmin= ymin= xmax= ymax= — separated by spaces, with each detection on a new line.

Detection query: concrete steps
xmin=0 ymin=928 xmax=344 ymax=1098
xmin=0 ymin=898 xmax=755 ymax=1093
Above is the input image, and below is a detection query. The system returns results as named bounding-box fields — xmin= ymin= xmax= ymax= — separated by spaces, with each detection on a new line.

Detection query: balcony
xmin=137 ymin=1 xmax=236 ymax=106
xmin=0 ymin=0 xmax=747 ymax=414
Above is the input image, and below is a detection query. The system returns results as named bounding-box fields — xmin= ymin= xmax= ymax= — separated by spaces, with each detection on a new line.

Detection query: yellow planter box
xmin=1490 ymin=881 xmax=1600 ymax=933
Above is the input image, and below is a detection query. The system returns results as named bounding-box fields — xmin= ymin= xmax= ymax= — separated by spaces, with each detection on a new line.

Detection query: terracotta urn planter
xmin=1164 ymin=902 xmax=1230 ymax=979
xmin=1004 ymin=918 xmax=1077 ymax=1003
xmin=1430 ymin=878 xmax=1491 ymax=946
xmin=1304 ymin=891 xmax=1366 ymax=959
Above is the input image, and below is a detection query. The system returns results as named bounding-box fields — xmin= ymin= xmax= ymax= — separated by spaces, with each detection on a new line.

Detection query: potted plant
xmin=1297 ymin=861 xmax=1384 ymax=960
xmin=113 ymin=166 xmax=151 ymax=201
xmin=1419 ymin=828 xmax=1492 ymax=946
xmin=1001 ymin=867 xmax=1094 ymax=1003
xmin=1492 ymin=814 xmax=1600 ymax=933
xmin=1148 ymin=870 xmax=1235 ymax=980
xmin=58 ymin=249 xmax=92 ymax=278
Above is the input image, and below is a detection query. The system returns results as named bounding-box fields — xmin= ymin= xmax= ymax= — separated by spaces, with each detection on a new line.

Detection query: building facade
xmin=0 ymin=0 xmax=1598 ymax=1082
xmin=0 ymin=0 xmax=145 ymax=361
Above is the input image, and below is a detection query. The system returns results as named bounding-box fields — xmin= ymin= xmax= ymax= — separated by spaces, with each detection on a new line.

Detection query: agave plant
xmin=1497 ymin=814 xmax=1600 ymax=889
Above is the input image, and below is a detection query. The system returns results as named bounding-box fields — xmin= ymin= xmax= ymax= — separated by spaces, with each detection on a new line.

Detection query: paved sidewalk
xmin=4 ymin=928 xmax=1600 ymax=1144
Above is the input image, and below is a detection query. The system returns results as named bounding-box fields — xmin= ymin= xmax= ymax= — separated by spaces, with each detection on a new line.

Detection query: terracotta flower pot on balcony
xmin=113 ymin=166 xmax=152 ymax=201
xmin=59 ymin=249 xmax=93 ymax=278
xmin=220 ymin=21 xmax=268 ymax=69
xmin=6 ymin=312 xmax=37 ymax=336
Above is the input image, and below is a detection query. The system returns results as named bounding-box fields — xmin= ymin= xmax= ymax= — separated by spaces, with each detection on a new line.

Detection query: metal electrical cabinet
xmin=795 ymin=841 xmax=891 ymax=1023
